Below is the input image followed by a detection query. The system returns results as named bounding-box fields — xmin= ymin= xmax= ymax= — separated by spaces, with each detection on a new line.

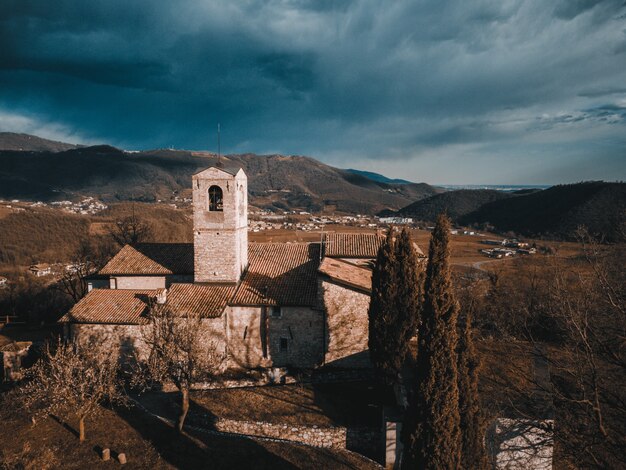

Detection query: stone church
xmin=61 ymin=165 xmax=423 ymax=370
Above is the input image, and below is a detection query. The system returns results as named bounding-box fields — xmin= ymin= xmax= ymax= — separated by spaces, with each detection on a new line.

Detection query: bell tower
xmin=192 ymin=166 xmax=248 ymax=283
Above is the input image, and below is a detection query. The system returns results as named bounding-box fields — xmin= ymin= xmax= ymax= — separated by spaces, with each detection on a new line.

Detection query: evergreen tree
xmin=403 ymin=214 xmax=462 ymax=469
xmin=458 ymin=309 xmax=488 ymax=469
xmin=392 ymin=227 xmax=424 ymax=371
xmin=369 ymin=228 xmax=424 ymax=384
xmin=368 ymin=228 xmax=397 ymax=382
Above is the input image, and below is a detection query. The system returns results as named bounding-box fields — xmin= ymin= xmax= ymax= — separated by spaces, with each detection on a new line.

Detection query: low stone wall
xmin=189 ymin=412 xmax=380 ymax=457
xmin=165 ymin=366 xmax=374 ymax=391
xmin=218 ymin=419 xmax=345 ymax=448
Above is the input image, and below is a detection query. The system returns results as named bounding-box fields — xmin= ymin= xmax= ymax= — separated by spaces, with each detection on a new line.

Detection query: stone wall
xmin=268 ymin=306 xmax=324 ymax=368
xmin=188 ymin=412 xmax=381 ymax=458
xmin=70 ymin=323 xmax=148 ymax=361
xmin=226 ymin=306 xmax=267 ymax=369
xmin=112 ymin=276 xmax=166 ymax=290
xmin=226 ymin=306 xmax=324 ymax=369
xmin=321 ymin=280 xmax=372 ymax=368
xmin=70 ymin=316 xmax=227 ymax=363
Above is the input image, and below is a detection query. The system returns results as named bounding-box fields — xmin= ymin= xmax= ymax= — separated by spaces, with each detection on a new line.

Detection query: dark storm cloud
xmin=0 ymin=0 xmax=625 ymax=183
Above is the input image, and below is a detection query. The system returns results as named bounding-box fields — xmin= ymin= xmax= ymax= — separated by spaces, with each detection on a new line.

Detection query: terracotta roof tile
xmin=60 ymin=283 xmax=234 ymax=324
xmin=166 ymin=283 xmax=235 ymax=318
xmin=323 ymin=232 xmax=424 ymax=258
xmin=100 ymin=243 xmax=193 ymax=275
xmin=323 ymin=233 xmax=384 ymax=258
xmin=59 ymin=289 xmax=155 ymax=324
xmin=319 ymin=258 xmax=372 ymax=293
xmin=232 ymin=243 xmax=320 ymax=307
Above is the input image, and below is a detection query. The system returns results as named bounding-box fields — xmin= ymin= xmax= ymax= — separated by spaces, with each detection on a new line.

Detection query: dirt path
xmin=462 ymin=257 xmax=514 ymax=272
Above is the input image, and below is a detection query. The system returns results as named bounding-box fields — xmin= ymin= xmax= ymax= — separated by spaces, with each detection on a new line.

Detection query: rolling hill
xmin=388 ymin=181 xmax=625 ymax=241
xmin=387 ymin=189 xmax=512 ymax=221
xmin=344 ymin=169 xmax=413 ymax=185
xmin=0 ymin=132 xmax=80 ymax=152
xmin=459 ymin=181 xmax=626 ymax=242
xmin=0 ymin=138 xmax=441 ymax=214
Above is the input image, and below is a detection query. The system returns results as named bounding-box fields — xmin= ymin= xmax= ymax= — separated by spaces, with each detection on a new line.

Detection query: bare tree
xmin=477 ymin=228 xmax=626 ymax=468
xmin=109 ymin=208 xmax=152 ymax=247
xmin=139 ymin=302 xmax=224 ymax=433
xmin=18 ymin=339 xmax=126 ymax=442
xmin=56 ymin=238 xmax=116 ymax=302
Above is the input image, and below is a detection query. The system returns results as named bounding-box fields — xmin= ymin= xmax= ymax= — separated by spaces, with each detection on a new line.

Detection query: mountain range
xmin=0 ymin=133 xmax=441 ymax=214
xmin=1 ymin=133 xmax=623 ymax=241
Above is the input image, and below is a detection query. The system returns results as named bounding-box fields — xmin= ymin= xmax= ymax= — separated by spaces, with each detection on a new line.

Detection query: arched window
xmin=208 ymin=185 xmax=223 ymax=211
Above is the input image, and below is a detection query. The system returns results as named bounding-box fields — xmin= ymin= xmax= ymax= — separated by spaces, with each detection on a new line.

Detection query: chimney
xmin=155 ymin=288 xmax=167 ymax=305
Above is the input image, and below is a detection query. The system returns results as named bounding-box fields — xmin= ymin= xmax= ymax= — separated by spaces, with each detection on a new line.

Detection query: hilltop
xmin=344 ymin=169 xmax=413 ymax=185
xmin=0 ymin=132 xmax=80 ymax=152
xmin=0 ymin=136 xmax=441 ymax=214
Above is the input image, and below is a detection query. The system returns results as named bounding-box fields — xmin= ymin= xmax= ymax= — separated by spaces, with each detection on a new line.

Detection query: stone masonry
xmin=226 ymin=306 xmax=324 ymax=369
xmin=193 ymin=167 xmax=248 ymax=283
xmin=321 ymin=279 xmax=371 ymax=368
xmin=71 ymin=316 xmax=227 ymax=363
xmin=188 ymin=412 xmax=381 ymax=457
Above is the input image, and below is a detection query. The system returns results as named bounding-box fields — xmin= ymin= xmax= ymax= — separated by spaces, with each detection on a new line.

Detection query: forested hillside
xmin=390 ymin=189 xmax=511 ymax=221
xmin=460 ymin=181 xmax=626 ymax=241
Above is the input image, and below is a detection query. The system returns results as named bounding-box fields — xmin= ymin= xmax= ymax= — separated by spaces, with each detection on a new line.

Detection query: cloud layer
xmin=0 ymin=0 xmax=625 ymax=183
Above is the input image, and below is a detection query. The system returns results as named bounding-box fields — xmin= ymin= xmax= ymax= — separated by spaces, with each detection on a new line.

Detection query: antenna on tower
xmin=216 ymin=123 xmax=222 ymax=167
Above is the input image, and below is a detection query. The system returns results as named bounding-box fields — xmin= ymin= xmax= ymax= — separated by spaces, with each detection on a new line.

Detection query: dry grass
xmin=142 ymin=381 xmax=383 ymax=428
xmin=0 ymin=206 xmax=13 ymax=220
xmin=0 ymin=403 xmax=381 ymax=470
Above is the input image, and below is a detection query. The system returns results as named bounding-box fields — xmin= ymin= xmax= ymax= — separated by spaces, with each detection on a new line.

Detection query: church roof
xmin=100 ymin=243 xmax=194 ymax=275
xmin=64 ymin=241 xmax=322 ymax=324
xmin=59 ymin=289 xmax=155 ymax=324
xmin=323 ymin=233 xmax=385 ymax=258
xmin=322 ymin=232 xmax=424 ymax=258
xmin=60 ymin=283 xmax=235 ymax=324
xmin=166 ymin=283 xmax=235 ymax=318
xmin=318 ymin=258 xmax=372 ymax=294
xmin=193 ymin=164 xmax=243 ymax=177
xmin=232 ymin=243 xmax=321 ymax=307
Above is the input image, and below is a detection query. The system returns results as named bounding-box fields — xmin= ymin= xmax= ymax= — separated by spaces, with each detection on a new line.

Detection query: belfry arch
xmin=208 ymin=185 xmax=223 ymax=211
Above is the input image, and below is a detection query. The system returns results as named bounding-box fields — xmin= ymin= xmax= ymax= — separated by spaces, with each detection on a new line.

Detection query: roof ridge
xmin=133 ymin=242 xmax=194 ymax=246
xmin=249 ymin=241 xmax=320 ymax=246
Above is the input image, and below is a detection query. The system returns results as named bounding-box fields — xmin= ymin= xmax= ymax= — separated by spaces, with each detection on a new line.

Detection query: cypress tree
xmin=403 ymin=214 xmax=462 ymax=469
xmin=393 ymin=227 xmax=424 ymax=371
xmin=458 ymin=310 xmax=488 ymax=470
xmin=368 ymin=228 xmax=397 ymax=383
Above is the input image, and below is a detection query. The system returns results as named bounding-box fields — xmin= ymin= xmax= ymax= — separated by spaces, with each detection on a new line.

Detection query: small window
xmin=270 ymin=306 xmax=281 ymax=318
xmin=279 ymin=337 xmax=288 ymax=352
xmin=208 ymin=185 xmax=223 ymax=211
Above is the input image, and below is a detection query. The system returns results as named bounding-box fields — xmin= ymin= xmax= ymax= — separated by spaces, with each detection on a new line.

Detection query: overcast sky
xmin=1 ymin=0 xmax=625 ymax=184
